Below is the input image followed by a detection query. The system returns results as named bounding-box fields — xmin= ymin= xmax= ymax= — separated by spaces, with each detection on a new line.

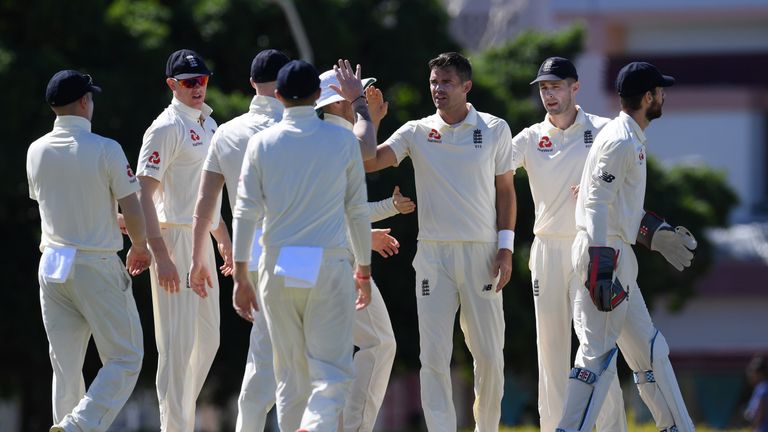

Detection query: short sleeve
xmin=509 ymin=127 xmax=534 ymax=173
xmin=105 ymin=140 xmax=141 ymax=200
xmin=137 ymin=122 xmax=177 ymax=181
xmin=203 ymin=129 xmax=223 ymax=174
xmin=493 ymin=119 xmax=515 ymax=176
xmin=383 ymin=122 xmax=416 ymax=165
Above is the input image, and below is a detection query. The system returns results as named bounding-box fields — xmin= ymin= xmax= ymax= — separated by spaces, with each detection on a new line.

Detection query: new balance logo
xmin=482 ymin=284 xmax=492 ymax=292
xmin=473 ymin=129 xmax=483 ymax=148
xmin=596 ymin=169 xmax=615 ymax=183
xmin=421 ymin=279 xmax=430 ymax=296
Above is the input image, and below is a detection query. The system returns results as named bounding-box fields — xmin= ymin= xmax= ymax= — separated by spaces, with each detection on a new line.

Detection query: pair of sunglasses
xmin=173 ymin=75 xmax=209 ymax=89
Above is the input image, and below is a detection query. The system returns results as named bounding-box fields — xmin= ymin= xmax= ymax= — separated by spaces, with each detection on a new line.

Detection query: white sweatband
xmin=498 ymin=229 xmax=515 ymax=252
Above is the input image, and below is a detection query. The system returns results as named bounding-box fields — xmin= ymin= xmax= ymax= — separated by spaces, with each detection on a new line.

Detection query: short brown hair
xmin=428 ymin=52 xmax=472 ymax=82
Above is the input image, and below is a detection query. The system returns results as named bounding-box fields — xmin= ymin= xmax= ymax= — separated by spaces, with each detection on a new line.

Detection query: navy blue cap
xmin=616 ymin=62 xmax=675 ymax=97
xmin=46 ymin=70 xmax=102 ymax=106
xmin=530 ymin=57 xmax=578 ymax=84
xmin=165 ymin=49 xmax=211 ymax=78
xmin=276 ymin=60 xmax=320 ymax=100
xmin=251 ymin=49 xmax=290 ymax=83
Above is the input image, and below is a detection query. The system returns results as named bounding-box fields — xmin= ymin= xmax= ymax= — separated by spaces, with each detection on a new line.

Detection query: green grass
xmin=497 ymin=425 xmax=747 ymax=431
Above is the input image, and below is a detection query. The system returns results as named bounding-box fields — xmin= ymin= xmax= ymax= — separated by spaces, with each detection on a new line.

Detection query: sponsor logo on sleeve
xmin=145 ymin=151 xmax=161 ymax=170
xmin=126 ymin=164 xmax=137 ymax=182
xmin=595 ymin=169 xmax=615 ymax=183
xmin=537 ymin=136 xmax=553 ymax=152
xmin=427 ymin=129 xmax=442 ymax=143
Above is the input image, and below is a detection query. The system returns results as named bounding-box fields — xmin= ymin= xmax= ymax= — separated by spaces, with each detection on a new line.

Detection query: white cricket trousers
xmin=40 ymin=251 xmax=143 ymax=432
xmin=413 ymin=241 xmax=504 ymax=432
xmin=150 ymin=225 xmax=220 ymax=432
xmin=259 ymin=247 xmax=357 ymax=432
xmin=344 ymin=278 xmax=396 ymax=432
xmin=530 ymin=236 xmax=627 ymax=432
xmin=559 ymin=231 xmax=693 ymax=431
xmin=236 ymin=270 xmax=276 ymax=432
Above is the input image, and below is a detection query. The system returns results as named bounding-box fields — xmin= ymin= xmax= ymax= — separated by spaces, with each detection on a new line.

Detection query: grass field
xmin=498 ymin=427 xmax=747 ymax=432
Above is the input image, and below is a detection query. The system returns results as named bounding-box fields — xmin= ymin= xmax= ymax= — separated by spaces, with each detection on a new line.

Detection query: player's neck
xmin=438 ymin=103 xmax=469 ymax=126
xmin=624 ymin=108 xmax=651 ymax=130
xmin=548 ymin=106 xmax=578 ymax=130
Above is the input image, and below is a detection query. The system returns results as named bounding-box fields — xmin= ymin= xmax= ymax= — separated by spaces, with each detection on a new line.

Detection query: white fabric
xmin=137 ymin=98 xmax=220 ymax=227
xmin=510 ymin=107 xmax=609 ymax=237
xmin=274 ymin=246 xmax=323 ymax=288
xmin=203 ymin=95 xmax=283 ymax=206
xmin=384 ymin=104 xmax=514 ymax=242
xmin=497 ymin=229 xmax=515 ymax=252
xmin=39 ymin=245 xmax=77 ymax=283
xmin=413 ymin=241 xmax=504 ymax=432
xmin=236 ymin=271 xmax=276 ymax=432
xmin=151 ymin=226 xmax=220 ymax=432
xmin=259 ymin=248 xmax=357 ymax=432
xmin=248 ymin=228 xmax=263 ymax=272
xmin=316 ymin=70 xmax=376 ymax=109
xmin=559 ymin=232 xmax=694 ymax=431
xmin=26 ymin=115 xmax=140 ymax=252
xmin=530 ymin=237 xmax=626 ymax=432
xmin=575 ymin=111 xmax=647 ymax=246
xmin=233 ymin=106 xmax=371 ymax=266
xmin=344 ymin=278 xmax=396 ymax=432
xmin=41 ymin=252 xmax=142 ymax=432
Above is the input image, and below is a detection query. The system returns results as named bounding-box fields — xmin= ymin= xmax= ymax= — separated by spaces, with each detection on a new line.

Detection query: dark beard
xmin=646 ymin=98 xmax=663 ymax=121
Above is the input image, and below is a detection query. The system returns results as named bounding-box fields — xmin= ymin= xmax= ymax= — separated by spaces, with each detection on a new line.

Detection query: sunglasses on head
xmin=173 ymin=75 xmax=209 ymax=89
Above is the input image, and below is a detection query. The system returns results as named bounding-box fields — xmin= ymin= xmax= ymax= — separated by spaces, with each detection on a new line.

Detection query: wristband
xmin=354 ymin=272 xmax=371 ymax=281
xmin=351 ymin=94 xmax=366 ymax=104
xmin=497 ymin=230 xmax=515 ymax=253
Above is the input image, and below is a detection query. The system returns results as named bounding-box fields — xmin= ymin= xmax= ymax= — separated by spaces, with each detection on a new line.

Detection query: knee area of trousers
xmin=650 ymin=330 xmax=670 ymax=365
xmin=380 ymin=336 xmax=397 ymax=359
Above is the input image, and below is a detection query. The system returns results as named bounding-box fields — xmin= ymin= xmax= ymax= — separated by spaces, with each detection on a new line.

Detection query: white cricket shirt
xmin=324 ymin=113 xmax=398 ymax=222
xmin=137 ymin=98 xmax=219 ymax=226
xmin=233 ymin=106 xmax=371 ymax=265
xmin=204 ymin=95 xmax=284 ymax=209
xmin=27 ymin=116 xmax=140 ymax=252
xmin=511 ymin=107 xmax=609 ymax=237
xmin=575 ymin=111 xmax=648 ymax=246
xmin=385 ymin=103 xmax=514 ymax=242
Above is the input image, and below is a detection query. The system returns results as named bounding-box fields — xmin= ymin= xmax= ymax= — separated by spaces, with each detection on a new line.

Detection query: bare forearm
xmin=118 ymin=194 xmax=147 ymax=246
xmin=495 ymin=174 xmax=517 ymax=231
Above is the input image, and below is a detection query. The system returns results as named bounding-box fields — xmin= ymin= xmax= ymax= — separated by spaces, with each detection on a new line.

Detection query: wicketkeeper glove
xmin=585 ymin=246 xmax=628 ymax=312
xmin=636 ymin=211 xmax=697 ymax=271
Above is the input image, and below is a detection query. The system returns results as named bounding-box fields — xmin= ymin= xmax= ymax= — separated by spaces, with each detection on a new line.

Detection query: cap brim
xmin=660 ymin=74 xmax=675 ymax=87
xmin=530 ymin=74 xmax=566 ymax=85
xmin=362 ymin=77 xmax=377 ymax=89
xmin=89 ymin=85 xmax=102 ymax=93
xmin=174 ymin=72 xmax=211 ymax=79
xmin=315 ymin=93 xmax=345 ymax=109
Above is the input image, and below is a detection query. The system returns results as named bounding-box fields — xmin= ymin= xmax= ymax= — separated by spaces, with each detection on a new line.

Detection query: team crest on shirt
xmin=427 ymin=128 xmax=442 ymax=143
xmin=584 ymin=130 xmax=594 ymax=146
xmin=190 ymin=129 xmax=204 ymax=146
xmin=421 ymin=279 xmax=431 ymax=296
xmin=537 ymin=136 xmax=553 ymax=152
xmin=638 ymin=150 xmax=645 ymax=164
xmin=473 ymin=129 xmax=483 ymax=148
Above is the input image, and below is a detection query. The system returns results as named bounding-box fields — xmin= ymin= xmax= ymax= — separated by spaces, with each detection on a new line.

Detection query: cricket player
xmin=364 ymin=52 xmax=514 ymax=432
xmin=510 ymin=57 xmax=627 ymax=431
xmin=557 ymin=62 xmax=697 ymax=432
xmin=136 ymin=49 xmax=230 ymax=432
xmin=231 ymin=59 xmax=374 ymax=432
xmin=28 ymin=70 xmax=151 ymax=432
xmin=316 ymin=68 xmax=416 ymax=432
xmin=189 ymin=48 xmax=289 ymax=432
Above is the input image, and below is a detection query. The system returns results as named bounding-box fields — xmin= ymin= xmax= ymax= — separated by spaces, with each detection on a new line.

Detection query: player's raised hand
xmin=366 ymin=85 xmax=389 ymax=125
xmin=492 ymin=249 xmax=513 ymax=292
xmin=126 ymin=243 xmax=151 ymax=276
xmin=188 ymin=260 xmax=213 ymax=298
xmin=372 ymin=228 xmax=399 ymax=258
xmin=233 ymin=274 xmax=259 ymax=322
xmin=330 ymin=59 xmax=364 ymax=102
xmin=392 ymin=186 xmax=416 ymax=214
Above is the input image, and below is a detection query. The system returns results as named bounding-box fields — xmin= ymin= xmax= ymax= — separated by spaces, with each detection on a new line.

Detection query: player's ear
xmin=462 ymin=79 xmax=472 ymax=94
xmin=165 ymin=77 xmax=177 ymax=92
xmin=571 ymin=80 xmax=581 ymax=94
